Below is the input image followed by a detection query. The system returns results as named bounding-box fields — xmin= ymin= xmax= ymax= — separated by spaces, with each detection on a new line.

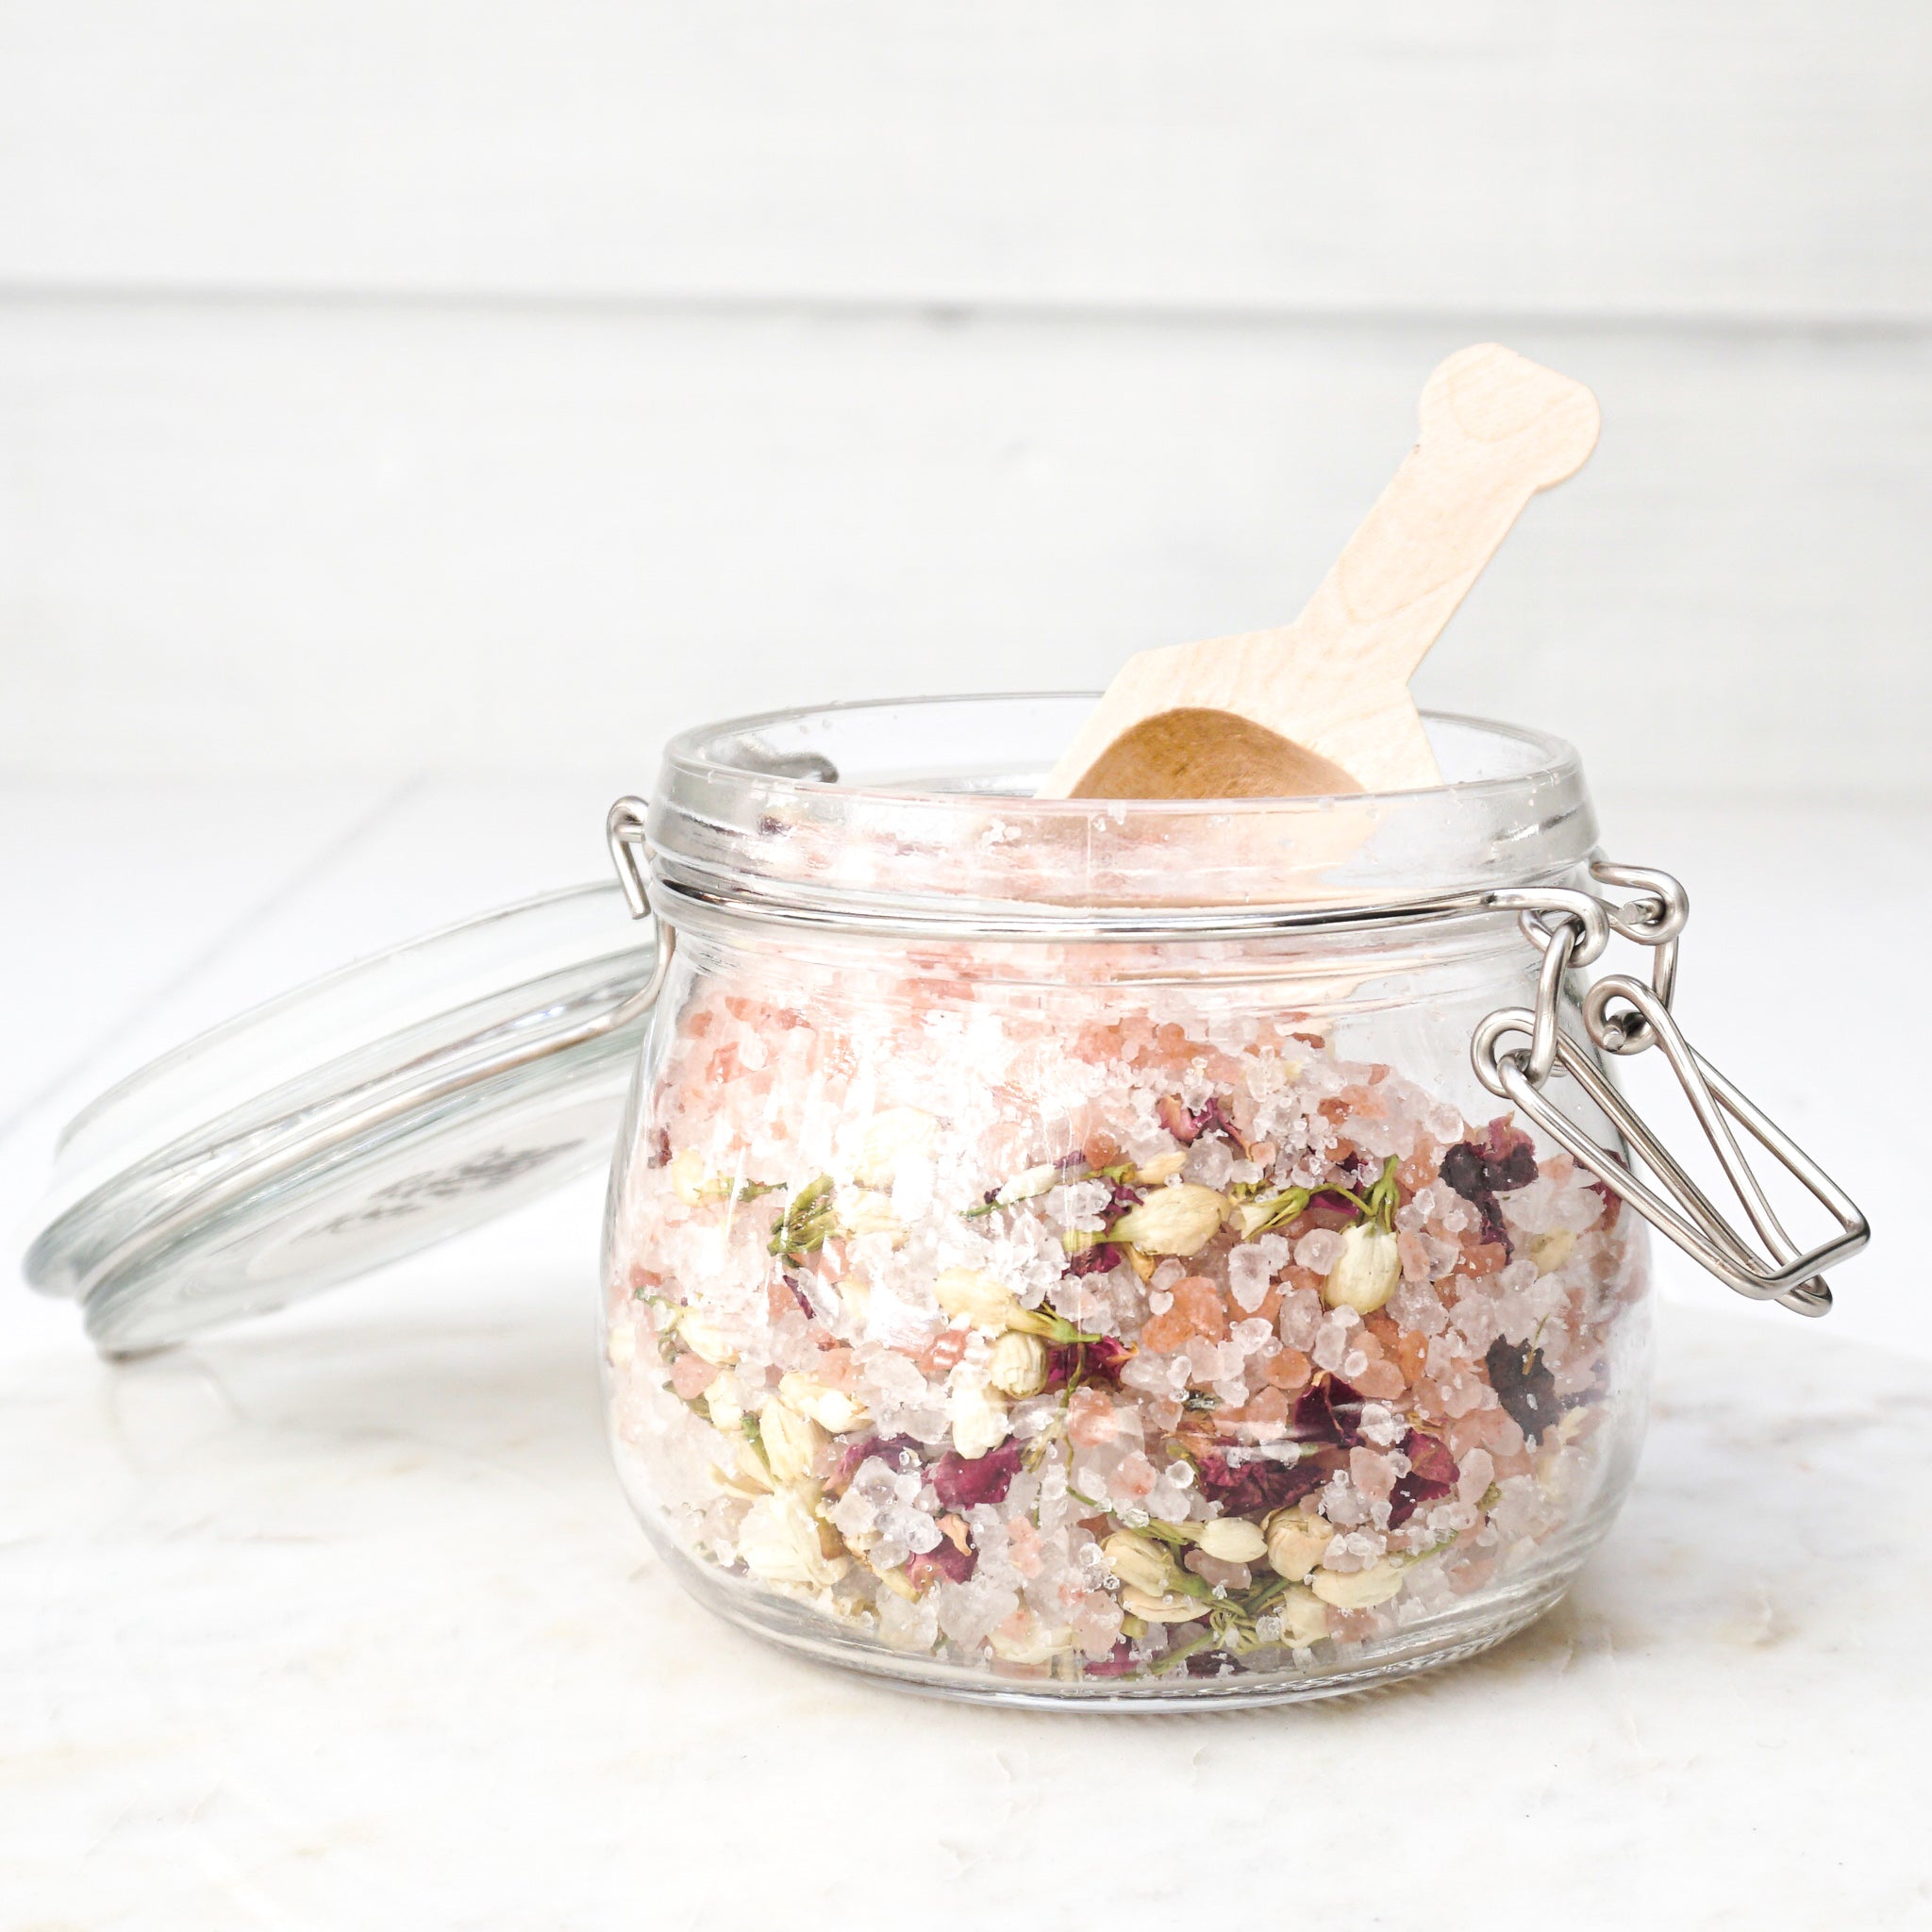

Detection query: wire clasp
xmin=1473 ymin=862 xmax=1866 ymax=1317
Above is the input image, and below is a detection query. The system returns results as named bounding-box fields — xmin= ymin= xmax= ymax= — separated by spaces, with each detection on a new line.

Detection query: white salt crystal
xmin=878 ymin=1503 xmax=942 ymax=1555
xmin=1311 ymin=1318 xmax=1353 ymax=1374
xmin=1226 ymin=1245 xmax=1271 ymax=1311
xmin=1279 ymin=1286 xmax=1323 ymax=1352
xmin=1233 ymin=1317 xmax=1274 ymax=1355
xmin=1187 ymin=1138 xmax=1236 ymax=1188
xmin=1294 ymin=1227 xmax=1344 ymax=1275
xmin=831 ymin=1488 xmax=878 ymax=1539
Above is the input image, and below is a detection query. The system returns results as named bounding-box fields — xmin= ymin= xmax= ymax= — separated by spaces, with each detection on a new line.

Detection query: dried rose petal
xmin=1083 ymin=1640 xmax=1140 ymax=1678
xmin=1104 ymin=1181 xmax=1146 ymax=1216
xmin=1402 ymin=1429 xmax=1459 ymax=1488
xmin=1388 ymin=1428 xmax=1459 ymax=1527
xmin=930 ymin=1440 xmax=1022 ymax=1509
xmin=1439 ymin=1141 xmax=1491 ymax=1207
xmin=1440 ymin=1124 xmax=1539 ymax=1255
xmin=1046 ymin=1334 xmax=1134 ymax=1390
xmin=1066 ymin=1242 xmax=1123 ymax=1277
xmin=907 ymin=1540 xmax=976 ymax=1588
xmin=1157 ymin=1094 xmax=1200 ymax=1144
xmin=1292 ymin=1375 xmax=1366 ymax=1447
xmin=1486 ymin=1337 xmax=1559 ymax=1444
xmin=1191 ymin=1096 xmax=1241 ymax=1143
xmin=832 ymin=1432 xmax=924 ymax=1489
xmin=1196 ymin=1448 xmax=1327 ymax=1518
xmin=1473 ymin=1115 xmax=1539 ymax=1192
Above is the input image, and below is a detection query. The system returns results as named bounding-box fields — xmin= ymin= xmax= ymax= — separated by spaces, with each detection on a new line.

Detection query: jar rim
xmin=649 ymin=693 xmax=1597 ymax=925
xmin=662 ymin=692 xmax=1580 ymax=812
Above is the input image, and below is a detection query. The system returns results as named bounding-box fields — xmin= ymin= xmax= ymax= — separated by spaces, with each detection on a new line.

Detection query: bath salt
xmin=606 ymin=965 xmax=1646 ymax=1690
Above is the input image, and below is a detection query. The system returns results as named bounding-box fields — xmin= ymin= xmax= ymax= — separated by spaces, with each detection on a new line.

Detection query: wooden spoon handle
xmin=1300 ymin=343 xmax=1601 ymax=693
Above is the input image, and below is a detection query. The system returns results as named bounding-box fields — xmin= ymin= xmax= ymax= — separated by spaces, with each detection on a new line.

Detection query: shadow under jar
xmin=599 ymin=696 xmax=1657 ymax=1707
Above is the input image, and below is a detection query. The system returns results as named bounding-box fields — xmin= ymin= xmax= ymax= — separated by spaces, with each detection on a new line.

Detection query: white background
xmin=3 ymin=3 xmax=1930 ymax=795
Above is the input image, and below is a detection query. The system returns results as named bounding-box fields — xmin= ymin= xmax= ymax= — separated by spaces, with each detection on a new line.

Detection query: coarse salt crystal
xmin=1226 ymin=1245 xmax=1271 ymax=1311
xmin=1294 ymin=1227 xmax=1344 ymax=1275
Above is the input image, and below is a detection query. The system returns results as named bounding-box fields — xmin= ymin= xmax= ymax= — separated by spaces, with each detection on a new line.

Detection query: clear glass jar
xmin=599 ymin=696 xmax=1653 ymax=1707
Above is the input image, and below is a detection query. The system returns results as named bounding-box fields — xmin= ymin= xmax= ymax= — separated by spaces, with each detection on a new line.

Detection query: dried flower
xmin=1321 ymin=1224 xmax=1401 ymax=1314
xmin=1109 ymin=1184 xmax=1228 ymax=1257
xmin=994 ymin=1162 xmax=1060 ymax=1204
xmin=1486 ymin=1336 xmax=1560 ymax=1444
xmin=839 ymin=1190 xmax=906 ymax=1241
xmin=930 ymin=1440 xmax=1022 ymax=1509
xmin=907 ymin=1538 xmax=977 ymax=1588
xmin=737 ymin=1487 xmax=848 ymax=1590
xmin=1193 ymin=1516 xmax=1268 ymax=1564
xmin=1292 ymin=1375 xmax=1366 ymax=1448
xmin=776 ymin=1371 xmax=869 ymax=1435
xmin=988 ymin=1615 xmax=1073 ymax=1664
xmin=769 ymin=1174 xmax=838 ymax=1261
xmin=1197 ymin=1448 xmax=1327 ymax=1518
xmin=1157 ymin=1094 xmax=1240 ymax=1146
xmin=704 ymin=1372 xmax=745 ymax=1431
xmin=759 ymin=1398 xmax=828 ymax=1483
xmin=947 ymin=1373 xmax=1012 ymax=1459
xmin=1441 ymin=1119 xmax=1538 ymax=1250
xmin=1275 ymin=1585 xmax=1331 ymax=1646
xmin=1100 ymin=1530 xmax=1178 ymax=1597
xmin=1235 ymin=1186 xmax=1311 ymax=1239
xmin=1309 ymin=1558 xmax=1406 ymax=1610
xmin=1118 ymin=1585 xmax=1208 ymax=1624
xmin=1064 ymin=1242 xmax=1123 ymax=1277
xmin=1387 ymin=1429 xmax=1458 ymax=1527
xmin=1134 ymin=1149 xmax=1190 ymax=1185
xmin=1263 ymin=1510 xmax=1332 ymax=1583
xmin=713 ymin=1441 xmax=777 ymax=1499
xmin=832 ymin=1432 xmax=923 ymax=1490
xmin=675 ymin=1307 xmax=739 ymax=1366
xmin=1045 ymin=1335 xmax=1132 ymax=1391
xmin=1529 ymin=1228 xmax=1577 ymax=1274
xmin=934 ymin=1266 xmax=1024 ymax=1331
xmin=987 ymin=1330 xmax=1051 ymax=1399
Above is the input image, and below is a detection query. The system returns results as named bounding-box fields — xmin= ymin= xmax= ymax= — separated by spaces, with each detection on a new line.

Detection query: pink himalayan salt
xmin=672 ymin=1354 xmax=720 ymax=1400
xmin=1112 ymin=1452 xmax=1158 ymax=1499
xmin=1354 ymin=1359 xmax=1406 ymax=1400
xmin=1349 ymin=1447 xmax=1399 ymax=1499
xmin=1066 ymin=1388 xmax=1122 ymax=1446
xmin=1005 ymin=1517 xmax=1046 ymax=1579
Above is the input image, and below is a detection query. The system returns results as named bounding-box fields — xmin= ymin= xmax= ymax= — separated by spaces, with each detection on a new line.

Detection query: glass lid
xmin=24 ymin=883 xmax=660 ymax=1357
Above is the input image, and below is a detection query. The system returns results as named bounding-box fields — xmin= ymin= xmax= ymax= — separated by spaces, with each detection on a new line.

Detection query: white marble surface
xmin=3 ymin=783 xmax=1925 ymax=1929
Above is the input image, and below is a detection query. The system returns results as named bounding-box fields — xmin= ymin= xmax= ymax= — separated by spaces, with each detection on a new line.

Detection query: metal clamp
xmin=1474 ymin=860 xmax=1866 ymax=1317
xmin=607 ymin=796 xmax=656 ymax=921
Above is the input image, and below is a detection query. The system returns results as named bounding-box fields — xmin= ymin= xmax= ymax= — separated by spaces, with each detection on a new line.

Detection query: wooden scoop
xmin=1038 ymin=343 xmax=1601 ymax=801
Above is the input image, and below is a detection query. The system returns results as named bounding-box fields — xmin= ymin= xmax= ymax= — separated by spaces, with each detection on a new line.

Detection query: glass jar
xmin=24 ymin=691 xmax=1864 ymax=1709
xmin=598 ymin=696 xmax=1676 ymax=1707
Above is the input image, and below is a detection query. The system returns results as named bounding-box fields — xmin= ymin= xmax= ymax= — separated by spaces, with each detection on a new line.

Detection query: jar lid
xmin=24 ymin=883 xmax=660 ymax=1357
